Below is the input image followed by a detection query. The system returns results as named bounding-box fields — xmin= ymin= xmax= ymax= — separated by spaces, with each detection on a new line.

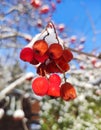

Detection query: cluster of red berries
xmin=31 ymin=74 xmax=76 ymax=101
xmin=31 ymin=0 xmax=61 ymax=14
xmin=20 ymin=22 xmax=77 ymax=101
xmin=20 ymin=39 xmax=73 ymax=75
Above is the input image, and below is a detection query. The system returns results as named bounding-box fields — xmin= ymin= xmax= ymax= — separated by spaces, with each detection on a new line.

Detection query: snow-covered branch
xmin=0 ymin=27 xmax=32 ymax=40
xmin=0 ymin=72 xmax=34 ymax=101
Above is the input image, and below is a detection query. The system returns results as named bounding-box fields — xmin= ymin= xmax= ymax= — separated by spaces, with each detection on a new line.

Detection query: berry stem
xmin=55 ymin=62 xmax=64 ymax=73
xmin=43 ymin=32 xmax=49 ymax=40
xmin=63 ymin=73 xmax=67 ymax=83
xmin=48 ymin=21 xmax=60 ymax=44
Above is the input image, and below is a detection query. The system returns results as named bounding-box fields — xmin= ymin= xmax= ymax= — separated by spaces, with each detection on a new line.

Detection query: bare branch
xmin=0 ymin=27 xmax=32 ymax=40
xmin=69 ymin=47 xmax=99 ymax=59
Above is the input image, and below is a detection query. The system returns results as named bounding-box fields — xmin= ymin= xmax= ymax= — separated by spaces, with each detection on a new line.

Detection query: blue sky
xmin=27 ymin=0 xmax=101 ymax=72
xmin=1 ymin=0 xmax=101 ymax=72
xmin=52 ymin=0 xmax=101 ymax=53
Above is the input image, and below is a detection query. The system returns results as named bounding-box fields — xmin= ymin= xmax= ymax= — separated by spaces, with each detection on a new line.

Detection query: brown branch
xmin=69 ymin=48 xmax=99 ymax=59
xmin=49 ymin=22 xmax=60 ymax=44
xmin=0 ymin=27 xmax=32 ymax=41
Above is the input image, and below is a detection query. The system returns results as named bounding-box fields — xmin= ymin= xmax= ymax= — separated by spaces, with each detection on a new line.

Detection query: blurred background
xmin=0 ymin=0 xmax=101 ymax=130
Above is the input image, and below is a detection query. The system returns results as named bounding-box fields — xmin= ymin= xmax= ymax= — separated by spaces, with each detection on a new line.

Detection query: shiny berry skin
xmin=20 ymin=47 xmax=34 ymax=62
xmin=47 ymin=83 xmax=60 ymax=97
xmin=62 ymin=49 xmax=73 ymax=62
xmin=33 ymin=40 xmax=48 ymax=56
xmin=60 ymin=82 xmax=77 ymax=101
xmin=34 ymin=52 xmax=48 ymax=63
xmin=49 ymin=74 xmax=61 ymax=87
xmin=55 ymin=58 xmax=70 ymax=73
xmin=31 ymin=0 xmax=41 ymax=8
xmin=47 ymin=74 xmax=61 ymax=97
xmin=48 ymin=43 xmax=63 ymax=59
xmin=32 ymin=77 xmax=49 ymax=96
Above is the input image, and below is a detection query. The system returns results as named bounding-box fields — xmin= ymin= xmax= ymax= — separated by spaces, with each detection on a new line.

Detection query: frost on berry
xmin=58 ymin=24 xmax=65 ymax=32
xmin=20 ymin=22 xmax=75 ymax=101
xmin=31 ymin=0 xmax=41 ymax=8
xmin=70 ymin=35 xmax=77 ymax=43
xmin=40 ymin=5 xmax=50 ymax=14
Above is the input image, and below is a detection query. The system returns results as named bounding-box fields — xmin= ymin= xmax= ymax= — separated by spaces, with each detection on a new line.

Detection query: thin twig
xmin=69 ymin=47 xmax=99 ymax=59
xmin=48 ymin=22 xmax=60 ymax=44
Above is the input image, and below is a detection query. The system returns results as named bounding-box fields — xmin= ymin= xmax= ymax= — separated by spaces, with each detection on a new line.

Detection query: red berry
xmin=60 ymin=82 xmax=77 ymax=101
xmin=47 ymin=74 xmax=61 ymax=97
xmin=40 ymin=5 xmax=49 ymax=14
xmin=55 ymin=58 xmax=70 ymax=73
xmin=25 ymin=36 xmax=32 ymax=42
xmin=34 ymin=52 xmax=48 ymax=63
xmin=46 ymin=61 xmax=61 ymax=73
xmin=32 ymin=77 xmax=49 ymax=96
xmin=48 ymin=43 xmax=63 ymax=59
xmin=49 ymin=74 xmax=61 ymax=87
xmin=31 ymin=0 xmax=41 ymax=8
xmin=51 ymin=2 xmax=56 ymax=11
xmin=30 ymin=58 xmax=39 ymax=65
xmin=47 ymin=82 xmax=60 ymax=97
xmin=70 ymin=35 xmax=77 ymax=43
xmin=56 ymin=0 xmax=61 ymax=3
xmin=80 ymin=37 xmax=86 ymax=43
xmin=58 ymin=63 xmax=70 ymax=73
xmin=20 ymin=47 xmax=34 ymax=62
xmin=91 ymin=58 xmax=97 ymax=66
xmin=58 ymin=24 xmax=65 ymax=32
xmin=37 ymin=19 xmax=42 ymax=28
xmin=62 ymin=49 xmax=73 ymax=62
xmin=33 ymin=40 xmax=48 ymax=56
xmin=54 ymin=49 xmax=73 ymax=72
